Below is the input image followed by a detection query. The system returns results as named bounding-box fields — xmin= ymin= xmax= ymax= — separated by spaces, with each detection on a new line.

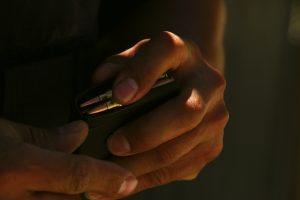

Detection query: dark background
xmin=129 ymin=0 xmax=300 ymax=199
xmin=1 ymin=0 xmax=299 ymax=199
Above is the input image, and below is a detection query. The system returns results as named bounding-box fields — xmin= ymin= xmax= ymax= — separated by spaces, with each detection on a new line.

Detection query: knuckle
xmin=68 ymin=156 xmax=91 ymax=193
xmin=202 ymin=63 xmax=227 ymax=94
xmin=184 ymin=91 xmax=205 ymax=113
xmin=205 ymin=142 xmax=223 ymax=162
xmin=179 ymin=156 xmax=207 ymax=182
xmin=213 ymin=103 xmax=230 ymax=126
xmin=211 ymin=69 xmax=227 ymax=92
xmin=155 ymin=149 xmax=177 ymax=166
xmin=181 ymin=173 xmax=199 ymax=181
xmin=182 ymin=91 xmax=205 ymax=127
xmin=146 ymin=168 xmax=172 ymax=186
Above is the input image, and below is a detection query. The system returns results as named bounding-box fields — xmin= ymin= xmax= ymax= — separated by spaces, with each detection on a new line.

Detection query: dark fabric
xmin=98 ymin=0 xmax=147 ymax=34
xmin=0 ymin=0 xmax=101 ymax=123
xmin=0 ymin=0 xmax=100 ymax=76
xmin=0 ymin=0 xmax=100 ymax=56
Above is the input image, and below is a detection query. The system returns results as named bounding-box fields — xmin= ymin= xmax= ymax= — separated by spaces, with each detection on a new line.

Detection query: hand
xmin=0 ymin=119 xmax=137 ymax=200
xmin=93 ymin=31 xmax=229 ymax=195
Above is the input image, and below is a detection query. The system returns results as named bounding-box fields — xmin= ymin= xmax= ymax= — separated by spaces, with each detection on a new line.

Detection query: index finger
xmin=112 ymin=31 xmax=192 ymax=105
xmin=14 ymin=143 xmax=137 ymax=198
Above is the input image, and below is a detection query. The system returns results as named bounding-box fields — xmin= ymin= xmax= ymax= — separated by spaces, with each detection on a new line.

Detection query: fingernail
xmin=84 ymin=192 xmax=105 ymax=200
xmin=107 ymin=132 xmax=131 ymax=155
xmin=114 ymin=77 xmax=138 ymax=103
xmin=59 ymin=121 xmax=88 ymax=136
xmin=118 ymin=176 xmax=138 ymax=195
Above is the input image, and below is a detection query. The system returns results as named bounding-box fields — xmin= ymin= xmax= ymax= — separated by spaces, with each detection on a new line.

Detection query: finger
xmin=15 ymin=143 xmax=137 ymax=198
xmin=33 ymin=192 xmax=80 ymax=200
xmin=110 ymin=103 xmax=228 ymax=175
xmin=9 ymin=120 xmax=88 ymax=153
xmin=92 ymin=62 xmax=124 ymax=84
xmin=112 ymin=31 xmax=191 ymax=105
xmin=92 ymin=39 xmax=150 ymax=84
xmin=107 ymin=60 xmax=227 ymax=156
xmin=57 ymin=121 xmax=89 ymax=153
xmin=97 ymin=31 xmax=226 ymax=156
xmin=84 ymin=192 xmax=112 ymax=200
xmin=107 ymin=84 xmax=207 ymax=156
xmin=135 ymin=136 xmax=223 ymax=193
xmin=107 ymin=33 xmax=226 ymax=156
xmin=181 ymin=173 xmax=199 ymax=181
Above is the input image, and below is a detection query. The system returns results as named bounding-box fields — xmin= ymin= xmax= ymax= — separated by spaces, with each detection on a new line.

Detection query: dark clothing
xmin=0 ymin=0 xmax=147 ymax=126
xmin=0 ymin=1 xmax=187 ymax=199
xmin=0 ymin=0 xmax=101 ymax=126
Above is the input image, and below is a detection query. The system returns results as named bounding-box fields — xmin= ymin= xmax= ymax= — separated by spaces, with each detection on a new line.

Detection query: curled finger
xmin=135 ymin=135 xmax=223 ymax=193
xmin=110 ymin=103 xmax=227 ymax=176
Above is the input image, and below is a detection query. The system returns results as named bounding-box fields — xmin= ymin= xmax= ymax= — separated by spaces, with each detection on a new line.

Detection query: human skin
xmin=101 ymin=0 xmax=226 ymax=70
xmin=90 ymin=0 xmax=228 ymax=199
xmin=0 ymin=0 xmax=227 ymax=199
xmin=91 ymin=31 xmax=228 ymax=199
xmin=0 ymin=119 xmax=138 ymax=200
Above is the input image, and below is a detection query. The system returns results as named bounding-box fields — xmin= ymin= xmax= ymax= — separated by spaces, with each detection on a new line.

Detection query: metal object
xmin=81 ymin=73 xmax=175 ymax=115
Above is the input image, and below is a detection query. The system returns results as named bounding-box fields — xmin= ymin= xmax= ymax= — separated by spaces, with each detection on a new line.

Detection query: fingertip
xmin=59 ymin=121 xmax=88 ymax=136
xmin=84 ymin=192 xmax=105 ymax=200
xmin=118 ymin=176 xmax=138 ymax=196
xmin=107 ymin=132 xmax=131 ymax=156
xmin=57 ymin=120 xmax=89 ymax=152
xmin=84 ymin=176 xmax=138 ymax=199
xmin=92 ymin=160 xmax=138 ymax=198
xmin=113 ymin=76 xmax=139 ymax=104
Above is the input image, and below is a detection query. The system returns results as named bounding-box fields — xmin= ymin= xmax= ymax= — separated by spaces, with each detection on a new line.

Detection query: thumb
xmin=112 ymin=32 xmax=185 ymax=105
xmin=57 ymin=120 xmax=89 ymax=153
xmin=10 ymin=120 xmax=88 ymax=153
xmin=92 ymin=39 xmax=150 ymax=84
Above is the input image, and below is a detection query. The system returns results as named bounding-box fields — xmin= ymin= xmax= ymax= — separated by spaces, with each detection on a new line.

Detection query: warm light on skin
xmin=185 ymin=89 xmax=203 ymax=112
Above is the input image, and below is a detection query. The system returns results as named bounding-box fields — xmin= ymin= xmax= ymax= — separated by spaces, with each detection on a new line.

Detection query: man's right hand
xmin=0 ymin=119 xmax=137 ymax=200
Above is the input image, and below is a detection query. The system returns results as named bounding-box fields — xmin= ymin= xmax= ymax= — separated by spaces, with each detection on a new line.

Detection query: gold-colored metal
xmin=80 ymin=90 xmax=113 ymax=108
xmin=87 ymin=101 xmax=122 ymax=115
xmin=81 ymin=73 xmax=174 ymax=115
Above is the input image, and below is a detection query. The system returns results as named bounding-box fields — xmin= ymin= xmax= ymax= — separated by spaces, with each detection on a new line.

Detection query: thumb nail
xmin=84 ymin=192 xmax=105 ymax=200
xmin=118 ymin=176 xmax=138 ymax=196
xmin=114 ymin=77 xmax=138 ymax=103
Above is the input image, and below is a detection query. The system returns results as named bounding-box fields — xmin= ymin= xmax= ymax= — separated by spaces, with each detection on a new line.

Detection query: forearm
xmin=109 ymin=0 xmax=226 ymax=72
